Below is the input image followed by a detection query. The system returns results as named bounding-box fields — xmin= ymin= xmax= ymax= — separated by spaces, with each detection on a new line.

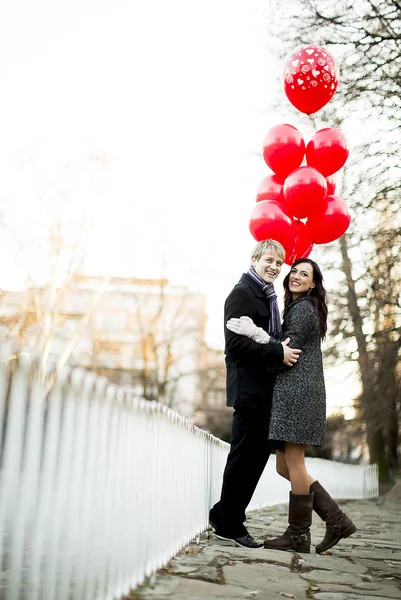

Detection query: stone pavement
xmin=132 ymin=488 xmax=401 ymax=600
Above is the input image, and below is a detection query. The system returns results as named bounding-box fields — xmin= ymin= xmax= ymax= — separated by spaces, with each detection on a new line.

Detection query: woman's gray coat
xmin=269 ymin=297 xmax=326 ymax=447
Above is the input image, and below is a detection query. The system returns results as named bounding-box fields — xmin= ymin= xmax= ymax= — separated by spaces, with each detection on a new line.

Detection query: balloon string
xmin=304 ymin=113 xmax=315 ymax=138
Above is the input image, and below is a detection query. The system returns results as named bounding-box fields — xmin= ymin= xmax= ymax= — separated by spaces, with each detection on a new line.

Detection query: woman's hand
xmin=226 ymin=316 xmax=270 ymax=344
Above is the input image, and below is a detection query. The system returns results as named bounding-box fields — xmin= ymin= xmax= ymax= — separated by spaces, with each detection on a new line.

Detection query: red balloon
xmin=306 ymin=128 xmax=349 ymax=176
xmin=284 ymin=225 xmax=311 ymax=265
xmin=306 ymin=195 xmax=351 ymax=244
xmin=249 ymin=200 xmax=295 ymax=249
xmin=262 ymin=124 xmax=305 ymax=179
xmin=256 ymin=173 xmax=284 ymax=203
xmin=283 ymin=45 xmax=339 ymax=114
xmin=283 ymin=166 xmax=328 ymax=219
xmin=286 ymin=221 xmax=313 ymax=265
xmin=326 ymin=175 xmax=336 ymax=196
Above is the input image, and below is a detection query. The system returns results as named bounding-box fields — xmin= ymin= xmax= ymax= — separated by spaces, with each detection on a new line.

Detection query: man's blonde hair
xmin=251 ymin=239 xmax=285 ymax=262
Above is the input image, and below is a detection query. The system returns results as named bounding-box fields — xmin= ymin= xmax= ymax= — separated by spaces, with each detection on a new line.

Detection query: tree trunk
xmin=367 ymin=428 xmax=389 ymax=483
xmin=339 ymin=235 xmax=389 ymax=482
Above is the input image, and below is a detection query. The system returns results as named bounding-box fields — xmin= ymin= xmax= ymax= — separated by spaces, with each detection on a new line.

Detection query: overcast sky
xmin=0 ymin=2 xmax=301 ymax=327
xmin=0 ymin=1 xmax=358 ymax=415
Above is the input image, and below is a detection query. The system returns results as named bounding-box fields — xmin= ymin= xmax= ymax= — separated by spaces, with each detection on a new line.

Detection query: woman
xmin=227 ymin=258 xmax=357 ymax=554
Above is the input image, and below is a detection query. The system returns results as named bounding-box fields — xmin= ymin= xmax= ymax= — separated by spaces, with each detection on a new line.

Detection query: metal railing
xmin=0 ymin=344 xmax=378 ymax=600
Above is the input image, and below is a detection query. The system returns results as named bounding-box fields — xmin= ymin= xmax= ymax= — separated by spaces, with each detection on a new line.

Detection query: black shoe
xmin=214 ymin=532 xmax=263 ymax=549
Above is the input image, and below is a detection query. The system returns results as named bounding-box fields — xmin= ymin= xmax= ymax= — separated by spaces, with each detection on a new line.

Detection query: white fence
xmin=0 ymin=346 xmax=378 ymax=600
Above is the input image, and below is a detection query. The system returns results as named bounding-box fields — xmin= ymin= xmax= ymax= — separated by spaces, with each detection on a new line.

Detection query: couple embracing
xmin=209 ymin=239 xmax=356 ymax=554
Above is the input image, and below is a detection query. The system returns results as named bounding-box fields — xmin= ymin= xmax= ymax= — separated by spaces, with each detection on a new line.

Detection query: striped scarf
xmin=247 ymin=266 xmax=282 ymax=339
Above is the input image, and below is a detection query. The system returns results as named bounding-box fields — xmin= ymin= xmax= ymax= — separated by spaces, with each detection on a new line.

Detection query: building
xmin=0 ymin=276 xmax=207 ymax=417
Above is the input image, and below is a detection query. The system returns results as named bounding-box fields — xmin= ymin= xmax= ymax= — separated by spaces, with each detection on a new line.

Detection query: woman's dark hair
xmin=283 ymin=258 xmax=328 ymax=340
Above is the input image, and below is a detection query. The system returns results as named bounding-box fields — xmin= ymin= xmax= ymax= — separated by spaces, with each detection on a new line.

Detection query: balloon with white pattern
xmin=283 ymin=45 xmax=339 ymax=114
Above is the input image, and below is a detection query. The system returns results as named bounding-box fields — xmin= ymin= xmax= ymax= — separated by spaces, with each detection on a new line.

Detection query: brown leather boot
xmin=264 ymin=492 xmax=313 ymax=553
xmin=310 ymin=480 xmax=357 ymax=554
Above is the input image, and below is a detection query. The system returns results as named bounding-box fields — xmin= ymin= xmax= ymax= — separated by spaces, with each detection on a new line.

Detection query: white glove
xmin=226 ymin=316 xmax=270 ymax=344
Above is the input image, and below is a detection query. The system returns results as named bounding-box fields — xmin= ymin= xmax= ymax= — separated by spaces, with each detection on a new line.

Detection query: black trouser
xmin=211 ymin=405 xmax=271 ymax=537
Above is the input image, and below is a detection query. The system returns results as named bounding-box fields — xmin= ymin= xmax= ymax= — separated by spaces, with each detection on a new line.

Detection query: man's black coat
xmin=224 ymin=273 xmax=284 ymax=410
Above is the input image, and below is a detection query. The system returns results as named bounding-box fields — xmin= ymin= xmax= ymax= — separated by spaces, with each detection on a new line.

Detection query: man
xmin=209 ymin=239 xmax=301 ymax=548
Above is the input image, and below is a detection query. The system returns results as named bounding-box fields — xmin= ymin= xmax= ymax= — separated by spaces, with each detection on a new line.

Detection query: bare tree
xmin=270 ymin=0 xmax=401 ymax=121
xmin=265 ymin=0 xmax=401 ymax=482
xmin=88 ymin=279 xmax=207 ymax=415
xmin=0 ymin=218 xmax=107 ymax=392
xmin=130 ymin=280 xmax=205 ymax=411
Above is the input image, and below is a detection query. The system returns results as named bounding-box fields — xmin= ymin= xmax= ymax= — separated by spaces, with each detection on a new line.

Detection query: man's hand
xmin=281 ymin=338 xmax=301 ymax=366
